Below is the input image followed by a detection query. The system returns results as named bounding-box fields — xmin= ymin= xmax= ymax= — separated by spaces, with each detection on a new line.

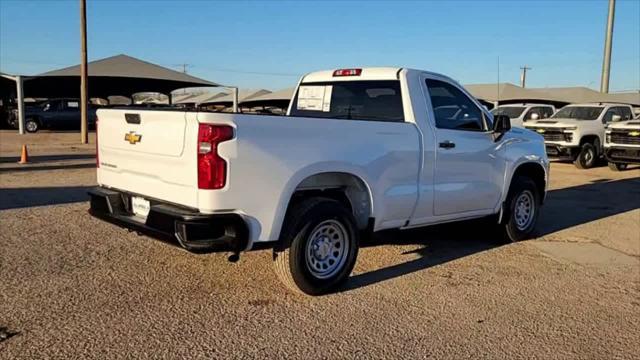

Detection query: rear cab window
xmin=289 ymin=80 xmax=404 ymax=122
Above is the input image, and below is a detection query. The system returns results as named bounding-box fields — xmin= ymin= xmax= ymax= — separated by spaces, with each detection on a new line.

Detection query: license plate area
xmin=131 ymin=196 xmax=151 ymax=218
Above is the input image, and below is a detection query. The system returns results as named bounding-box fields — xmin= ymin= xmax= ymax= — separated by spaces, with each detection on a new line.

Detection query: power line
xmin=172 ymin=63 xmax=193 ymax=74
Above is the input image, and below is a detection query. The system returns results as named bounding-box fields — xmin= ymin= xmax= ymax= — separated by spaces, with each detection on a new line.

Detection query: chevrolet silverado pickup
xmin=525 ymin=103 xmax=634 ymax=169
xmin=9 ymin=98 xmax=98 ymax=132
xmin=89 ymin=67 xmax=549 ymax=295
xmin=604 ymin=118 xmax=640 ymax=171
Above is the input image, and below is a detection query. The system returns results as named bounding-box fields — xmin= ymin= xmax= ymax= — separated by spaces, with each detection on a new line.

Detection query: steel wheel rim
xmin=514 ymin=190 xmax=535 ymax=231
xmin=584 ymin=148 xmax=594 ymax=164
xmin=305 ymin=219 xmax=349 ymax=279
xmin=26 ymin=121 xmax=37 ymax=132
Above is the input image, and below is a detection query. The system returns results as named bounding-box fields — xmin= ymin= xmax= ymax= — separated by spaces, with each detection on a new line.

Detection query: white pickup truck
xmin=604 ymin=118 xmax=640 ymax=171
xmin=525 ymin=103 xmax=635 ymax=169
xmin=89 ymin=67 xmax=549 ymax=295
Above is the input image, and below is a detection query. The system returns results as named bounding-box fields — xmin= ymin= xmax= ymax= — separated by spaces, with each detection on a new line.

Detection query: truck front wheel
xmin=573 ymin=142 xmax=597 ymax=169
xmin=608 ymin=162 xmax=628 ymax=171
xmin=503 ymin=176 xmax=541 ymax=242
xmin=273 ymin=197 xmax=359 ymax=295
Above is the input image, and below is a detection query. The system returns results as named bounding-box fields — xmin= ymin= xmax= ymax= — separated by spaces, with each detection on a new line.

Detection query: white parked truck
xmin=491 ymin=103 xmax=555 ymax=128
xmin=604 ymin=118 xmax=640 ymax=171
xmin=90 ymin=67 xmax=549 ymax=295
xmin=525 ymin=103 xmax=635 ymax=169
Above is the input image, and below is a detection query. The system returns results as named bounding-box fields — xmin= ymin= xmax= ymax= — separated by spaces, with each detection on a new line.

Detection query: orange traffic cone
xmin=18 ymin=144 xmax=29 ymax=164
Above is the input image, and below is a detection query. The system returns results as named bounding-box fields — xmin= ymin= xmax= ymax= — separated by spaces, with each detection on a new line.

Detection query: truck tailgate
xmin=96 ymin=109 xmax=199 ymax=208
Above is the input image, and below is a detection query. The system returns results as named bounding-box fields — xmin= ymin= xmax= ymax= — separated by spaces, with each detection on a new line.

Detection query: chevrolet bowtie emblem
xmin=124 ymin=131 xmax=142 ymax=144
xmin=536 ymin=129 xmax=545 ymax=133
xmin=629 ymin=131 xmax=640 ymax=137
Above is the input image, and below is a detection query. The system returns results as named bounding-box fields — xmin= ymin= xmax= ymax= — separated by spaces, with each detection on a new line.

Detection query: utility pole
xmin=600 ymin=0 xmax=615 ymax=93
xmin=79 ymin=0 xmax=88 ymax=144
xmin=520 ymin=65 xmax=531 ymax=88
xmin=177 ymin=64 xmax=191 ymax=94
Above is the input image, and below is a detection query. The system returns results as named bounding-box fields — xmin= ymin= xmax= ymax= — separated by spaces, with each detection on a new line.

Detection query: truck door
xmin=422 ymin=77 xmax=504 ymax=216
xmin=61 ymin=100 xmax=81 ymax=128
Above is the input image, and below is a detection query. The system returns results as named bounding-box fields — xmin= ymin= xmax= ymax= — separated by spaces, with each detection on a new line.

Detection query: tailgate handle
xmin=125 ymin=113 xmax=141 ymax=124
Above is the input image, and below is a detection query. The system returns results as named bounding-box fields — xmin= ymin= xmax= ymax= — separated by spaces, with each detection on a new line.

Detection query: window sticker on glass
xmin=322 ymin=86 xmax=332 ymax=112
xmin=297 ymin=85 xmax=332 ymax=112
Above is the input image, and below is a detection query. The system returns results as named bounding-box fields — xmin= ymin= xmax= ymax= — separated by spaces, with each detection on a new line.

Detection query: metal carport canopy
xmin=239 ymin=87 xmax=294 ymax=107
xmin=23 ymin=54 xmax=219 ymax=98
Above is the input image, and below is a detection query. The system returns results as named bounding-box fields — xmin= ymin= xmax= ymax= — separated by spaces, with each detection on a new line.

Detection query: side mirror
xmin=611 ymin=114 xmax=622 ymax=122
xmin=493 ymin=114 xmax=511 ymax=134
xmin=530 ymin=113 xmax=539 ymax=120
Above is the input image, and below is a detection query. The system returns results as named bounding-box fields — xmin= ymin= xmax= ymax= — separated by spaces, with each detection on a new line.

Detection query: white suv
xmin=491 ymin=103 xmax=555 ymax=128
xmin=525 ymin=103 xmax=635 ymax=169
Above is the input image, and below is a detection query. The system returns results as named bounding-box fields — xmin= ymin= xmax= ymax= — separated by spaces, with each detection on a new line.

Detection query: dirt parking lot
xmin=1 ymin=130 xmax=639 ymax=359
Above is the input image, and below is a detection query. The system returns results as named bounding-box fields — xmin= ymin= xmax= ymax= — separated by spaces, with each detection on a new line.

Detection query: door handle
xmin=439 ymin=141 xmax=456 ymax=149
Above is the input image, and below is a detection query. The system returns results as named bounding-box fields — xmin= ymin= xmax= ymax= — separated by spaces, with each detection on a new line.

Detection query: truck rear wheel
xmin=503 ymin=176 xmax=540 ymax=242
xmin=608 ymin=162 xmax=628 ymax=171
xmin=273 ymin=197 xmax=359 ymax=295
xmin=573 ymin=142 xmax=597 ymax=169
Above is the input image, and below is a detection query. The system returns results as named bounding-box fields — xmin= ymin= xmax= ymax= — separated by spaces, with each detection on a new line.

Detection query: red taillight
xmin=95 ymin=118 xmax=99 ymax=168
xmin=197 ymin=124 xmax=234 ymax=189
xmin=333 ymin=68 xmax=362 ymax=77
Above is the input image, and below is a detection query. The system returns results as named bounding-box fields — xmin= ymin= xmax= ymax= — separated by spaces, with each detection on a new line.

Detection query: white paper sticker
xmin=322 ymin=86 xmax=333 ymax=112
xmin=297 ymin=85 xmax=332 ymax=112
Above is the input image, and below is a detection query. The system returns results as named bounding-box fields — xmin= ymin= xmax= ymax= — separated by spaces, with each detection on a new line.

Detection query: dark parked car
xmin=9 ymin=98 xmax=97 ymax=132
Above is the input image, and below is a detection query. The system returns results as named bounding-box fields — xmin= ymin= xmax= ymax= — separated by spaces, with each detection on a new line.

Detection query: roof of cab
xmin=301 ymin=67 xmax=403 ymax=82
xmin=497 ymin=103 xmax=555 ymax=107
xmin=565 ymin=102 xmax=633 ymax=107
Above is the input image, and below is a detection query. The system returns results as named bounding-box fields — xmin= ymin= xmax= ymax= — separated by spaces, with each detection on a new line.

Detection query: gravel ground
xmin=1 ymin=130 xmax=639 ymax=359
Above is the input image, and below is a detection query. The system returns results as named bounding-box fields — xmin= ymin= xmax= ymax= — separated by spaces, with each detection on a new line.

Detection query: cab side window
xmin=524 ymin=107 xmax=540 ymax=120
xmin=65 ymin=101 xmax=80 ymax=111
xmin=540 ymin=107 xmax=554 ymax=119
xmin=425 ymin=79 xmax=485 ymax=131
xmin=602 ymin=108 xmax=618 ymax=123
xmin=616 ymin=107 xmax=633 ymax=120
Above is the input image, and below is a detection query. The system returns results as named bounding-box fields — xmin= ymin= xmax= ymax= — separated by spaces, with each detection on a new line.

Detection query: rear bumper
xmin=88 ymin=187 xmax=249 ymax=252
xmin=605 ymin=147 xmax=640 ymax=164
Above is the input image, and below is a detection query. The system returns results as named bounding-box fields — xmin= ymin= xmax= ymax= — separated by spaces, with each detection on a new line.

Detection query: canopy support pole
xmin=79 ymin=0 xmax=89 ymax=144
xmin=16 ymin=75 xmax=25 ymax=135
xmin=231 ymin=87 xmax=239 ymax=113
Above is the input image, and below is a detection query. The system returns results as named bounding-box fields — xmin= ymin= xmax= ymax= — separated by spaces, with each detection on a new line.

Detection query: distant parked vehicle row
xmin=8 ymin=98 xmax=97 ymax=132
xmin=525 ymin=103 xmax=635 ymax=169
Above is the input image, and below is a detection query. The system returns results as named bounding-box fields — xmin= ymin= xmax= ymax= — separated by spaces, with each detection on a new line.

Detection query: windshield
xmin=552 ymin=106 xmax=604 ymax=120
xmin=491 ymin=106 xmax=526 ymax=119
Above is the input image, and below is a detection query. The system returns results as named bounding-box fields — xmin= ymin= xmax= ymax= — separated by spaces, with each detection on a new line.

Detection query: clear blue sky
xmin=1 ymin=0 xmax=639 ymax=92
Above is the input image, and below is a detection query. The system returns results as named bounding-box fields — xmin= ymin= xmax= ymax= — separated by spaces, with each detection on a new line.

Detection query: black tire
xmin=25 ymin=118 xmax=39 ymax=133
xmin=573 ymin=142 xmax=597 ymax=169
xmin=273 ymin=197 xmax=359 ymax=295
xmin=608 ymin=162 xmax=628 ymax=171
xmin=503 ymin=176 xmax=541 ymax=242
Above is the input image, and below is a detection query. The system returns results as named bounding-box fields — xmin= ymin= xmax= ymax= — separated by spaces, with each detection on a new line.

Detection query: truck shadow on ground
xmin=0 ymin=154 xmax=95 ymax=163
xmin=0 ymin=186 xmax=93 ymax=210
xmin=345 ymin=176 xmax=640 ymax=292
xmin=0 ymin=163 xmax=95 ymax=172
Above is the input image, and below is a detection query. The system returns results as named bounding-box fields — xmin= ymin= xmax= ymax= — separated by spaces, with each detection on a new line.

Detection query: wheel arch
xmin=579 ymin=134 xmax=602 ymax=152
xmin=502 ymin=161 xmax=548 ymax=217
xmin=274 ymin=170 xmax=374 ymax=241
